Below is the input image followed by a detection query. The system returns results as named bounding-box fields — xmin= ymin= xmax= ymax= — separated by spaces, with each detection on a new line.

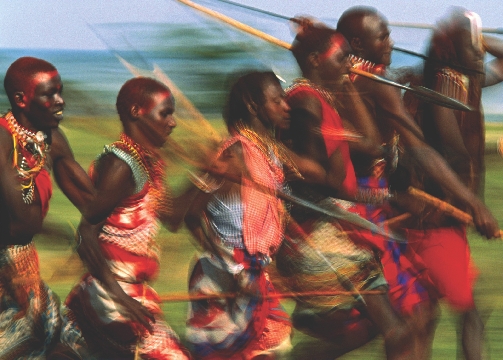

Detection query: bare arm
xmin=288 ymin=93 xmax=347 ymax=192
xmin=158 ymin=183 xmax=200 ymax=232
xmin=50 ymin=129 xmax=139 ymax=224
xmin=371 ymin=80 xmax=499 ymax=237
xmin=483 ymin=35 xmax=503 ymax=87
xmin=430 ymin=105 xmax=473 ymax=187
xmin=337 ymin=76 xmax=383 ymax=157
xmin=50 ymin=129 xmax=98 ymax=220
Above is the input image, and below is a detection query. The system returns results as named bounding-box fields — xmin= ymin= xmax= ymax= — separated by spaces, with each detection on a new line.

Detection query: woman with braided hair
xmin=184 ymin=71 xmax=295 ymax=360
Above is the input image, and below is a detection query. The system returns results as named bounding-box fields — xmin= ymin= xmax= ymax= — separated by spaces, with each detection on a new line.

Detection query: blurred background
xmin=1 ymin=0 xmax=503 ymax=358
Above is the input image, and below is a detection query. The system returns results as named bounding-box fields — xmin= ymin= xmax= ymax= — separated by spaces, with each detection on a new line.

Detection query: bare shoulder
xmin=93 ymin=152 xmax=135 ymax=191
xmin=289 ymin=90 xmax=322 ymax=114
xmin=0 ymin=125 xmax=12 ymax=154
xmin=49 ymin=128 xmax=73 ymax=161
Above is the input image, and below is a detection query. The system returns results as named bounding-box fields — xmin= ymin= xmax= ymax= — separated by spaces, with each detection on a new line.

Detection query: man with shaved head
xmin=337 ymin=6 xmax=500 ymax=358
xmin=0 ymin=56 xmax=102 ymax=358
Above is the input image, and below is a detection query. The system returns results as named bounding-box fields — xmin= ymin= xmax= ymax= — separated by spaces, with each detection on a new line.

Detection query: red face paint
xmin=24 ymin=70 xmax=65 ymax=131
xmin=318 ymin=35 xmax=348 ymax=62
xmin=25 ymin=70 xmax=59 ymax=100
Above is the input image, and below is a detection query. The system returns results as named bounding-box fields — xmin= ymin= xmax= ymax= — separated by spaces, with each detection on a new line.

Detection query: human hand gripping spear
xmin=407 ymin=186 xmax=503 ymax=239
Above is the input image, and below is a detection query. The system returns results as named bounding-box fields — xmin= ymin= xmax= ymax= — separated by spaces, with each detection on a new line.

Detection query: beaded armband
xmin=101 ymin=145 xmax=148 ymax=194
xmin=356 ymin=187 xmax=394 ymax=205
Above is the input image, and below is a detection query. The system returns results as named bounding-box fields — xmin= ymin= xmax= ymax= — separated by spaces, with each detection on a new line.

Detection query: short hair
xmin=4 ymin=57 xmax=57 ymax=107
xmin=337 ymin=6 xmax=379 ymax=42
xmin=116 ymin=77 xmax=171 ymax=121
xmin=290 ymin=22 xmax=339 ymax=73
xmin=223 ymin=71 xmax=279 ymax=132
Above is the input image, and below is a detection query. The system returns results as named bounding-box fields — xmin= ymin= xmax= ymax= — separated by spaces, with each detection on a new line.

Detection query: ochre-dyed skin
xmin=17 ymin=70 xmax=64 ymax=131
xmin=134 ymin=91 xmax=176 ymax=150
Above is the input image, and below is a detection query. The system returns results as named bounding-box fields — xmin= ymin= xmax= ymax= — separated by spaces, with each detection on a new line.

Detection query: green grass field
xmin=35 ymin=118 xmax=503 ymax=359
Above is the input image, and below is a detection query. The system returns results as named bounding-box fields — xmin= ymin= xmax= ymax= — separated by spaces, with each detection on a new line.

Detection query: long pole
xmin=176 ymin=0 xmax=475 ymax=112
xmin=159 ymin=289 xmax=385 ymax=302
xmin=408 ymin=186 xmax=503 ymax=238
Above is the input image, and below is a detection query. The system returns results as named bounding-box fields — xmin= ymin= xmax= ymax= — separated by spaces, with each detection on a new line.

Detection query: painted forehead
xmin=144 ymin=90 xmax=174 ymax=109
xmin=25 ymin=70 xmax=60 ymax=94
xmin=318 ymin=34 xmax=349 ymax=61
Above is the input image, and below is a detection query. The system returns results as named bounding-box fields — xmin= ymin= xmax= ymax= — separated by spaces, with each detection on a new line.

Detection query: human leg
xmin=409 ymin=227 xmax=482 ymax=359
xmin=461 ymin=308 xmax=484 ymax=360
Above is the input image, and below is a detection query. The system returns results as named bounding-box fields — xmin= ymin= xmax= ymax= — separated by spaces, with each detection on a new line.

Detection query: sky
xmin=0 ymin=0 xmax=501 ymax=50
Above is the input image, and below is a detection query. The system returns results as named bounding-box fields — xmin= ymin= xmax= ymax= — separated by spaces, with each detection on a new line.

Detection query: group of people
xmin=1 ymin=5 xmax=502 ymax=360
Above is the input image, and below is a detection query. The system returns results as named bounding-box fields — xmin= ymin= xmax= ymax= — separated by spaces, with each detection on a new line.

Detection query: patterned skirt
xmin=275 ymin=198 xmax=385 ymax=315
xmin=186 ymin=250 xmax=292 ymax=360
xmin=0 ymin=243 xmax=60 ymax=360
xmin=60 ymin=243 xmax=189 ymax=359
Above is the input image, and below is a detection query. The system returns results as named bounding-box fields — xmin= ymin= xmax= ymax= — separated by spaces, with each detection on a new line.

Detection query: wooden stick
xmin=159 ymin=289 xmax=386 ymax=303
xmin=407 ymin=186 xmax=503 ymax=238
xmin=177 ymin=0 xmax=291 ymax=50
xmin=177 ymin=0 xmax=474 ymax=112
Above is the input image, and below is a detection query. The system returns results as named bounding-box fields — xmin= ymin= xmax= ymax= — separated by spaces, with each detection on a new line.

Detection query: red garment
xmin=286 ymin=84 xmax=357 ymax=198
xmin=407 ymin=226 xmax=477 ymax=311
xmin=217 ymin=132 xmax=285 ymax=257
xmin=344 ymin=176 xmax=432 ymax=315
xmin=62 ymin=143 xmax=188 ymax=360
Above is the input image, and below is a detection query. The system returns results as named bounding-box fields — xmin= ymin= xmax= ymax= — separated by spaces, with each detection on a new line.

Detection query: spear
xmin=407 ymin=186 xmax=503 ymax=238
xmin=175 ymin=0 xmax=475 ymax=112
xmin=209 ymin=0 xmax=503 ymax=35
xmin=159 ymin=289 xmax=385 ymax=302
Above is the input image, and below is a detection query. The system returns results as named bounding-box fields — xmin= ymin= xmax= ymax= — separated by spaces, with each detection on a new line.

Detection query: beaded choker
xmin=287 ymin=78 xmax=336 ymax=108
xmin=4 ymin=111 xmax=48 ymax=204
xmin=349 ymin=55 xmax=386 ymax=76
xmin=114 ymin=133 xmax=172 ymax=216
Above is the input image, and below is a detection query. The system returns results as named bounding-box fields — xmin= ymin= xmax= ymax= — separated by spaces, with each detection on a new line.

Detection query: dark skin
xmin=76 ymin=91 xmax=201 ymax=334
xmin=1 ymin=70 xmax=101 ymax=249
xmin=286 ymin=33 xmax=416 ymax=360
xmin=289 ymin=35 xmax=383 ymax=200
xmin=429 ymin=33 xmax=503 ymax=197
xmin=347 ymin=13 xmax=499 ymax=239
xmin=407 ymin=25 xmax=503 ymax=360
xmin=0 ymin=128 xmax=44 ymax=245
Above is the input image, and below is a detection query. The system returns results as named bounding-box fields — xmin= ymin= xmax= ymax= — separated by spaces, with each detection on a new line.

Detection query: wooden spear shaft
xmin=407 ymin=186 xmax=503 ymax=238
xmin=159 ymin=289 xmax=385 ymax=303
xmin=177 ymin=0 xmax=291 ymax=50
xmin=176 ymin=0 xmax=474 ymax=112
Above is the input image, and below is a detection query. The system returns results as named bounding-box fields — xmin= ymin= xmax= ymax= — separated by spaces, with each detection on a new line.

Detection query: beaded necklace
xmin=348 ymin=55 xmax=386 ymax=76
xmin=114 ymin=133 xmax=172 ymax=217
xmin=4 ymin=111 xmax=48 ymax=204
xmin=287 ymin=78 xmax=336 ymax=108
xmin=235 ymin=121 xmax=302 ymax=182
